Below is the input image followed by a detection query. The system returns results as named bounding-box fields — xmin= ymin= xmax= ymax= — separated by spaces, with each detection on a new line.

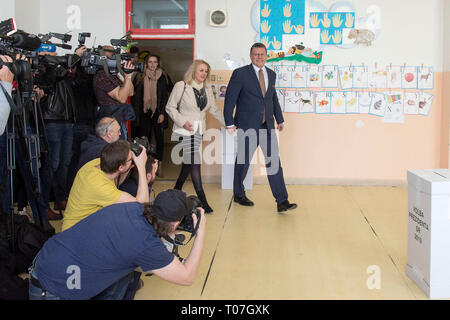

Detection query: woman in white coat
xmin=166 ymin=60 xmax=225 ymax=213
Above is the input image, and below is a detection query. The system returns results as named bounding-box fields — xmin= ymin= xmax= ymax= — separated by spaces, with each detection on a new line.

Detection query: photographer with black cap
xmin=28 ymin=189 xmax=206 ymax=300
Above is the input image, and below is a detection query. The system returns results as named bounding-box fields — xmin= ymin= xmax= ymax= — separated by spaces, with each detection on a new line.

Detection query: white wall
xmin=444 ymin=0 xmax=450 ymax=72
xmin=0 ymin=0 xmax=15 ymax=23
xmin=15 ymin=0 xmax=40 ymax=34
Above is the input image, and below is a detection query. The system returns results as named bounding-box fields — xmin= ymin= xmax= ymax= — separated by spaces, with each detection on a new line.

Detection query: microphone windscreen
xmin=12 ymin=33 xmax=41 ymax=51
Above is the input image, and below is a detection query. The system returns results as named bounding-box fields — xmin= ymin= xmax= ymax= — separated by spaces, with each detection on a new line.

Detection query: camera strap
xmin=0 ymin=82 xmax=21 ymax=114
xmin=177 ymin=82 xmax=186 ymax=111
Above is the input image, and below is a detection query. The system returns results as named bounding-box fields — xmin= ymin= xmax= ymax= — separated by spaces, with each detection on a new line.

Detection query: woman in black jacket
xmin=132 ymin=54 xmax=169 ymax=176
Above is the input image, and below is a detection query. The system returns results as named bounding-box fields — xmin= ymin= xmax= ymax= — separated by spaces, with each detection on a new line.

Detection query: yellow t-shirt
xmin=61 ymin=158 xmax=123 ymax=231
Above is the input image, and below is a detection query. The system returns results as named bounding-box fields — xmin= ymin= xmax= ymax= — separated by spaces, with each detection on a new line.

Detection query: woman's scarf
xmin=143 ymin=68 xmax=162 ymax=114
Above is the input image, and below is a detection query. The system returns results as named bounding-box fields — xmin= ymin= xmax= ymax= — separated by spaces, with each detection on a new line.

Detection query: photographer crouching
xmin=28 ymin=189 xmax=206 ymax=300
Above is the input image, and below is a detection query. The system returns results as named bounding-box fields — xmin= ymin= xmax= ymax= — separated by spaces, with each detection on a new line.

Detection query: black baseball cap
xmin=152 ymin=189 xmax=192 ymax=222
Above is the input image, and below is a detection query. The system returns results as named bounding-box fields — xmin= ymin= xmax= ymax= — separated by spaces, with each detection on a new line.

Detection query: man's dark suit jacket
xmin=224 ymin=64 xmax=284 ymax=130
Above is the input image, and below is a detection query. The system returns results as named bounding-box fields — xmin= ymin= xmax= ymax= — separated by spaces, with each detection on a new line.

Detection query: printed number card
xmin=331 ymin=91 xmax=346 ymax=114
xmin=358 ymin=91 xmax=372 ymax=114
xmin=278 ymin=64 xmax=292 ymax=87
xmin=284 ymin=89 xmax=301 ymax=113
xmin=352 ymin=66 xmax=369 ymax=89
xmin=345 ymin=91 xmax=359 ymax=113
xmin=387 ymin=65 xmax=402 ymax=89
xmin=383 ymin=91 xmax=404 ymax=123
xmin=418 ymin=92 xmax=434 ymax=116
xmin=339 ymin=66 xmax=353 ymax=90
xmin=418 ymin=67 xmax=434 ymax=90
xmin=299 ymin=91 xmax=315 ymax=113
xmin=276 ymin=88 xmax=285 ymax=111
xmin=401 ymin=66 xmax=418 ymax=89
xmin=368 ymin=65 xmax=388 ymax=89
xmin=403 ymin=92 xmax=419 ymax=115
xmin=307 ymin=65 xmax=323 ymax=88
xmin=291 ymin=65 xmax=308 ymax=88
xmin=322 ymin=65 xmax=339 ymax=88
xmin=315 ymin=91 xmax=332 ymax=114
xmin=369 ymin=92 xmax=387 ymax=117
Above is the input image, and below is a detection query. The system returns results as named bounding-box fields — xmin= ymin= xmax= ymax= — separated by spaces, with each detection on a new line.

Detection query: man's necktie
xmin=259 ymin=68 xmax=266 ymax=124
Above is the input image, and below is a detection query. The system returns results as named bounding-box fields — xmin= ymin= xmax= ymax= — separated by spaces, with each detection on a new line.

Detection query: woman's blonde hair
xmin=184 ymin=59 xmax=211 ymax=85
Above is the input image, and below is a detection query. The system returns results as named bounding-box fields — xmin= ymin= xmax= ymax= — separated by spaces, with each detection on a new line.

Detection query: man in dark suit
xmin=224 ymin=43 xmax=297 ymax=213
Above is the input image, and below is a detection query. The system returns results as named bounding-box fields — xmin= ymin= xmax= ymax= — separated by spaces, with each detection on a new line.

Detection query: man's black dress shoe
xmin=233 ymin=196 xmax=254 ymax=206
xmin=277 ymin=200 xmax=298 ymax=213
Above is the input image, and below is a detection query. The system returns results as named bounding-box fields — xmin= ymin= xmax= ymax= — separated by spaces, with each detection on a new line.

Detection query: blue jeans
xmin=44 ymin=122 xmax=74 ymax=203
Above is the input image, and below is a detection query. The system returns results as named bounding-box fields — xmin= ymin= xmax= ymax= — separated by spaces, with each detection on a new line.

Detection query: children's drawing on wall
xmin=309 ymin=11 xmax=355 ymax=45
xmin=401 ymin=66 xmax=418 ymax=89
xmin=403 ymin=92 xmax=419 ymax=115
xmin=284 ymin=89 xmax=301 ymax=113
xmin=276 ymin=88 xmax=285 ymax=110
xmin=369 ymin=92 xmax=387 ymax=117
xmin=339 ymin=66 xmax=353 ymax=89
xmin=387 ymin=65 xmax=402 ymax=89
xmin=299 ymin=91 xmax=315 ymax=113
xmin=418 ymin=92 xmax=434 ymax=116
xmin=358 ymin=91 xmax=372 ymax=114
xmin=418 ymin=67 xmax=434 ymax=90
xmin=292 ymin=65 xmax=308 ymax=88
xmin=322 ymin=65 xmax=339 ymax=88
xmin=217 ymin=84 xmax=228 ymax=100
xmin=352 ymin=66 xmax=369 ymax=89
xmin=368 ymin=65 xmax=387 ymax=88
xmin=331 ymin=91 xmax=346 ymax=114
xmin=307 ymin=65 xmax=322 ymax=88
xmin=277 ymin=64 xmax=292 ymax=87
xmin=383 ymin=92 xmax=404 ymax=123
xmin=345 ymin=91 xmax=358 ymax=113
xmin=315 ymin=91 xmax=331 ymax=114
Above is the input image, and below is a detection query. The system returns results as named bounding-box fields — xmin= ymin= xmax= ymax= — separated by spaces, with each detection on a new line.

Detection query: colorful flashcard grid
xmin=272 ymin=63 xmax=435 ymax=117
xmin=309 ymin=12 xmax=355 ymax=45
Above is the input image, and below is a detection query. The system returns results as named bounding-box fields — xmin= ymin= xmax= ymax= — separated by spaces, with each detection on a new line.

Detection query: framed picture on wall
xmin=401 ymin=66 xmax=418 ymax=89
xmin=307 ymin=65 xmax=323 ymax=88
xmin=358 ymin=91 xmax=372 ymax=114
xmin=278 ymin=64 xmax=292 ymax=88
xmin=339 ymin=66 xmax=353 ymax=90
xmin=369 ymin=92 xmax=387 ymax=117
xmin=387 ymin=65 xmax=402 ymax=89
xmin=403 ymin=92 xmax=419 ymax=115
xmin=291 ymin=65 xmax=308 ymax=88
xmin=322 ymin=65 xmax=339 ymax=88
xmin=284 ymin=89 xmax=301 ymax=113
xmin=352 ymin=66 xmax=369 ymax=89
xmin=418 ymin=66 xmax=434 ymax=90
xmin=315 ymin=91 xmax=332 ymax=114
xmin=331 ymin=91 xmax=346 ymax=114
xmin=383 ymin=91 xmax=404 ymax=123
xmin=368 ymin=65 xmax=388 ymax=89
xmin=418 ymin=91 xmax=434 ymax=116
xmin=299 ymin=91 xmax=315 ymax=113
xmin=345 ymin=91 xmax=359 ymax=113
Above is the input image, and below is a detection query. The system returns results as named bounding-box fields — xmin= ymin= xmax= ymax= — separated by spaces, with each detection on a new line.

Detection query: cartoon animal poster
xmin=383 ymin=92 xmax=404 ymax=123
xmin=403 ymin=92 xmax=419 ymax=114
xmin=291 ymin=65 xmax=308 ymax=88
xmin=315 ymin=91 xmax=332 ymax=114
xmin=307 ymin=65 xmax=322 ymax=88
xmin=276 ymin=88 xmax=285 ymax=110
xmin=401 ymin=66 xmax=418 ymax=89
xmin=345 ymin=91 xmax=358 ymax=113
xmin=322 ymin=65 xmax=339 ymax=88
xmin=331 ymin=91 xmax=346 ymax=114
xmin=277 ymin=65 xmax=291 ymax=87
xmin=368 ymin=65 xmax=388 ymax=89
xmin=352 ymin=66 xmax=369 ymax=89
xmin=418 ymin=92 xmax=434 ymax=116
xmin=339 ymin=66 xmax=353 ymax=90
xmin=358 ymin=91 xmax=372 ymax=114
xmin=369 ymin=92 xmax=387 ymax=117
xmin=387 ymin=65 xmax=402 ymax=89
xmin=299 ymin=91 xmax=315 ymax=113
xmin=283 ymin=89 xmax=301 ymax=113
xmin=418 ymin=67 xmax=434 ymax=90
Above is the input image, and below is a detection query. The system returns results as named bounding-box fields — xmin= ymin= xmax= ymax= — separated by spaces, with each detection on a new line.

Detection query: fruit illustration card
xmin=339 ymin=66 xmax=353 ymax=90
xmin=283 ymin=89 xmax=301 ymax=113
xmin=358 ymin=91 xmax=372 ymax=114
xmin=352 ymin=66 xmax=369 ymax=89
xmin=322 ymin=65 xmax=339 ymax=88
xmin=291 ymin=65 xmax=308 ymax=88
xmin=368 ymin=65 xmax=388 ymax=89
xmin=401 ymin=66 xmax=418 ymax=89
xmin=331 ymin=91 xmax=346 ymax=114
xmin=387 ymin=65 xmax=402 ymax=89
xmin=307 ymin=65 xmax=322 ymax=88
xmin=369 ymin=92 xmax=387 ymax=117
xmin=418 ymin=92 xmax=434 ymax=116
xmin=418 ymin=66 xmax=434 ymax=90
xmin=383 ymin=91 xmax=404 ymax=123
xmin=345 ymin=91 xmax=359 ymax=113
xmin=403 ymin=91 xmax=419 ymax=114
xmin=315 ymin=91 xmax=332 ymax=114
xmin=276 ymin=88 xmax=285 ymax=111
xmin=299 ymin=90 xmax=315 ymax=113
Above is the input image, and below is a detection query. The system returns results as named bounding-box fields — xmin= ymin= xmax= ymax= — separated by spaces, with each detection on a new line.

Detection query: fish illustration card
xmin=307 ymin=65 xmax=322 ymax=88
xmin=403 ymin=92 xmax=419 ymax=114
xmin=358 ymin=91 xmax=372 ymax=114
xmin=299 ymin=91 xmax=315 ymax=113
xmin=418 ymin=92 xmax=434 ymax=116
xmin=387 ymin=65 xmax=402 ymax=89
xmin=418 ymin=66 xmax=434 ymax=90
xmin=277 ymin=64 xmax=292 ymax=88
xmin=345 ymin=91 xmax=359 ymax=113
xmin=339 ymin=66 xmax=353 ymax=90
xmin=331 ymin=91 xmax=346 ymax=114
xmin=322 ymin=65 xmax=339 ymax=88
xmin=315 ymin=91 xmax=332 ymax=114
xmin=291 ymin=65 xmax=308 ymax=88
xmin=283 ymin=89 xmax=301 ymax=113
xmin=276 ymin=88 xmax=285 ymax=111
xmin=352 ymin=66 xmax=369 ymax=89
xmin=383 ymin=91 xmax=404 ymax=123
xmin=369 ymin=92 xmax=387 ymax=117
xmin=368 ymin=65 xmax=388 ymax=89
xmin=401 ymin=66 xmax=418 ymax=89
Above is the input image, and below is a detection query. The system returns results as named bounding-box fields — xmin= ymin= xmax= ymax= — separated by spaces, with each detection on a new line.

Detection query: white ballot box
xmin=407 ymin=169 xmax=450 ymax=298
xmin=221 ymin=128 xmax=252 ymax=190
